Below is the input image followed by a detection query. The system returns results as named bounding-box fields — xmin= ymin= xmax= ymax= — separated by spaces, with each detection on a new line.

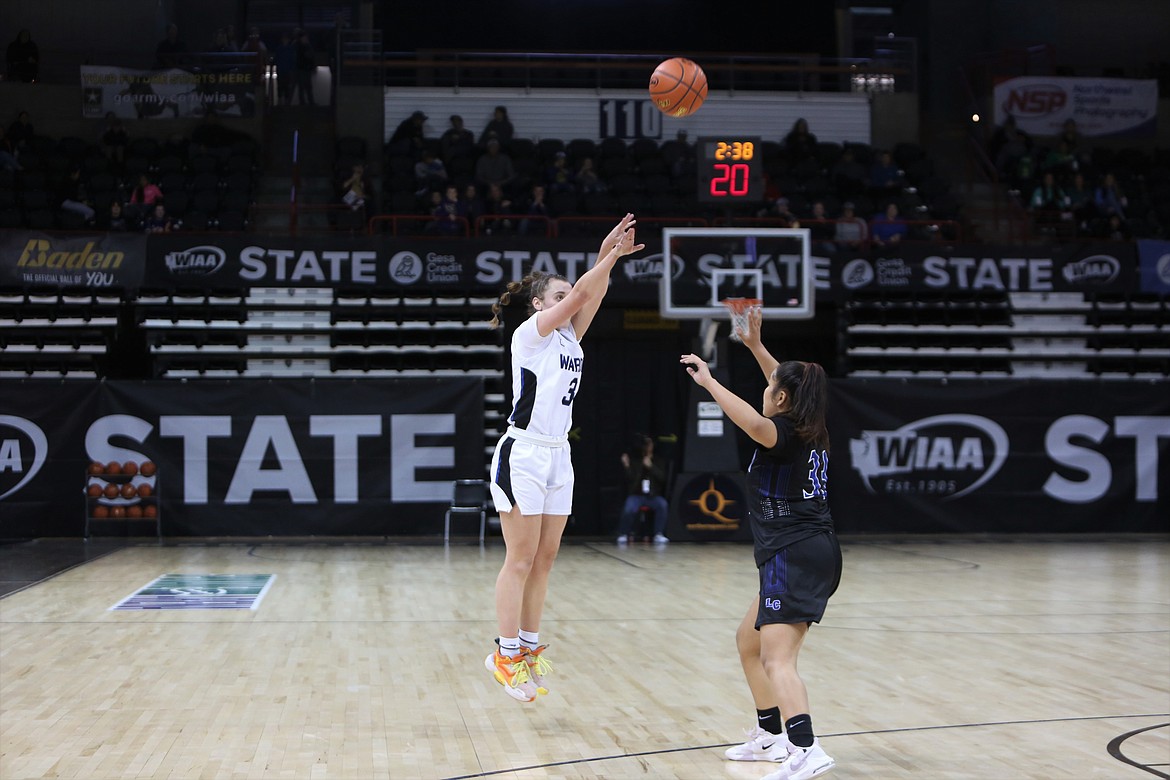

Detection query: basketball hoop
xmin=721 ymin=298 xmax=761 ymax=342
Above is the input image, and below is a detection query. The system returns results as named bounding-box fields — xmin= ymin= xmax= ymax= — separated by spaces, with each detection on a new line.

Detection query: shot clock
xmin=695 ymin=136 xmax=764 ymax=204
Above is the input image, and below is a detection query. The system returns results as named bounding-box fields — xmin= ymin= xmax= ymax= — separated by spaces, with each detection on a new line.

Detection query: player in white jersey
xmin=483 ymin=214 xmax=644 ymax=702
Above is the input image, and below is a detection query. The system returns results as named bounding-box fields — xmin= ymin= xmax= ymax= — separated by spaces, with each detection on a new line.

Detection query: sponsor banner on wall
xmin=142 ymin=234 xmax=610 ymax=294
xmin=0 ymin=231 xmax=146 ymax=291
xmin=828 ymin=380 xmax=1169 ymax=533
xmin=0 ymin=378 xmax=483 ymax=537
xmin=81 ymin=65 xmax=258 ymax=119
xmin=992 ymin=77 xmax=1158 ymax=138
xmin=822 ymin=242 xmax=1137 ymax=301
xmin=1137 ymin=239 xmax=1170 ymax=294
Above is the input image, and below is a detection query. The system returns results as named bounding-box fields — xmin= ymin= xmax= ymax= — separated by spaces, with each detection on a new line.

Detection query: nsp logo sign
xmin=0 ymin=416 xmax=49 ymax=501
xmin=1002 ymin=84 xmax=1067 ymax=117
xmin=848 ymin=414 xmax=1009 ymax=500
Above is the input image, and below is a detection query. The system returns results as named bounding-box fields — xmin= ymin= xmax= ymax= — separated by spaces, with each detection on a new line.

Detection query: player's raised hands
xmin=612 ymin=218 xmax=645 ymax=259
xmin=600 ymin=213 xmax=637 ymax=258
xmin=736 ymin=305 xmax=763 ymax=348
xmin=680 ymin=353 xmax=712 ymax=386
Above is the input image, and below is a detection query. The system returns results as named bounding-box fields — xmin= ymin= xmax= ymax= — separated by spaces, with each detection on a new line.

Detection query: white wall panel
xmin=384 ymin=88 xmax=871 ymax=146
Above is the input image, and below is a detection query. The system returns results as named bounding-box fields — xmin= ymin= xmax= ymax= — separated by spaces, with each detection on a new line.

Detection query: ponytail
xmin=488 ymin=270 xmax=568 ymax=329
xmin=770 ymin=361 xmax=829 ymax=449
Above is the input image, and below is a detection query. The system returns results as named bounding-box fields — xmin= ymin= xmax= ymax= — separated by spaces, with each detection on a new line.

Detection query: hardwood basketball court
xmin=1 ymin=536 xmax=1167 ymax=779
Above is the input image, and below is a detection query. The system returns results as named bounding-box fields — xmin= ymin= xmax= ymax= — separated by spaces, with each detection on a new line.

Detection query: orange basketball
xmin=649 ymin=57 xmax=708 ymax=117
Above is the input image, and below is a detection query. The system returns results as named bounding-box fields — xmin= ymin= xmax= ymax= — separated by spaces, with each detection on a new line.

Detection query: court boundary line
xmin=442 ymin=713 xmax=1170 ymax=780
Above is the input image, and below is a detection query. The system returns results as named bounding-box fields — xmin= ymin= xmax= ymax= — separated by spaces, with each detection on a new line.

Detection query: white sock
xmin=518 ymin=629 xmax=539 ymax=651
xmin=497 ymin=636 xmax=521 ymax=658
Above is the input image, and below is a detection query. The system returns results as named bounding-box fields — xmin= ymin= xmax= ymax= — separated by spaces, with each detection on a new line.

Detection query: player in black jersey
xmin=681 ymin=306 xmax=839 ymax=780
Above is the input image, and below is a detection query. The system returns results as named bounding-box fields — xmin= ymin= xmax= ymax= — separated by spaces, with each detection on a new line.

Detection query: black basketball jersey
xmin=747 ymin=415 xmax=834 ymax=567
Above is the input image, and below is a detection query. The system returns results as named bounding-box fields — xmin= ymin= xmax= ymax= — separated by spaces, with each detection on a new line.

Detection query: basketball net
xmin=721 ymin=298 xmax=761 ymax=343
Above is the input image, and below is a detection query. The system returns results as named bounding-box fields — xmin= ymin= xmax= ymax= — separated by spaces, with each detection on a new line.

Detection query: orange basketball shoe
xmin=524 ymin=644 xmax=553 ymax=695
xmin=484 ymin=648 xmax=537 ymax=702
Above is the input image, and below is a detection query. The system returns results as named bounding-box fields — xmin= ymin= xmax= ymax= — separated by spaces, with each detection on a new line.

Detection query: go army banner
xmin=828 ymin=380 xmax=1169 ymax=533
xmin=0 ymin=378 xmax=483 ymax=537
xmin=81 ymin=65 xmax=258 ymax=119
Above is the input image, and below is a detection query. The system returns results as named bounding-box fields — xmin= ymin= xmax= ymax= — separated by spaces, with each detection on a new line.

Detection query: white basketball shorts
xmin=489 ymin=427 xmax=574 ymax=516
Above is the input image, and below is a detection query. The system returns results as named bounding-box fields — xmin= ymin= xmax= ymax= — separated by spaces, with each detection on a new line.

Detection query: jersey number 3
xmin=803 ymin=449 xmax=829 ymax=500
xmin=561 ymin=377 xmax=579 ymax=406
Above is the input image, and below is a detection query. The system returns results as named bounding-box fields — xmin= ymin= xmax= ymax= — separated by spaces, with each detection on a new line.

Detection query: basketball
xmin=649 ymin=57 xmax=707 ymax=117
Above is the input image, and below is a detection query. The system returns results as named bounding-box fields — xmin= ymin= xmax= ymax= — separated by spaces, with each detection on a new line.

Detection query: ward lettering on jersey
xmin=559 ymin=354 xmax=582 ymax=372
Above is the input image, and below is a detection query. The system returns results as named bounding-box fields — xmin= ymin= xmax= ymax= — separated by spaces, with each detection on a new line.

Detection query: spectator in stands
xmin=834 ymin=201 xmax=868 ymax=251
xmin=1028 ymin=171 xmax=1070 ymax=222
xmin=1101 ymin=213 xmax=1132 ymax=241
xmin=413 ymin=149 xmax=448 ymax=193
xmin=101 ymin=200 xmax=134 ymax=231
xmin=1041 ymin=139 xmax=1078 ymax=178
xmin=544 ymin=151 xmax=574 ymax=195
xmin=574 ymin=157 xmax=605 ymax=194
xmin=463 ymin=182 xmax=485 ymax=229
xmin=428 ymin=183 xmax=467 ymax=235
xmin=241 ymin=27 xmax=268 ymax=61
xmin=614 ymin=434 xmax=671 ymax=544
xmin=807 ymin=200 xmax=836 ymax=255
xmin=758 ymin=196 xmax=798 ymax=228
xmin=389 ymin=110 xmax=428 ymax=155
xmin=782 ymin=117 xmax=817 ymax=163
xmin=0 ymin=128 xmax=22 ymax=172
xmin=127 ymin=174 xmax=164 ymax=221
xmin=481 ymin=182 xmax=515 ymax=235
xmin=870 ymin=202 xmax=909 ymax=248
xmin=1094 ymin=172 xmax=1128 ymax=220
xmin=519 ymin=183 xmax=549 ymax=235
xmin=868 ymin=149 xmax=903 ymax=199
xmin=440 ymin=114 xmax=475 ymax=163
xmin=1065 ymin=172 xmax=1097 ymax=233
xmin=479 ymin=105 xmax=514 ymax=149
xmin=225 ymin=25 xmax=243 ymax=52
xmin=209 ymin=28 xmax=233 ymax=54
xmin=154 ymin=24 xmax=186 ymax=69
xmin=831 ymin=147 xmax=867 ymax=200
xmin=1058 ymin=118 xmax=1091 ymax=172
xmin=7 ymin=110 xmax=34 ymax=153
xmin=475 ymin=137 xmax=515 ymax=193
xmin=294 ymin=30 xmax=317 ymax=106
xmin=143 ymin=202 xmax=174 ymax=233
xmin=6 ymin=29 xmax=39 ymax=83
xmin=272 ymin=32 xmax=296 ymax=106
xmin=99 ymin=112 xmax=129 ymax=168
xmin=989 ymin=115 xmax=1033 ymax=186
xmin=338 ymin=162 xmax=371 ymax=216
xmin=58 ymin=166 xmax=95 ymax=223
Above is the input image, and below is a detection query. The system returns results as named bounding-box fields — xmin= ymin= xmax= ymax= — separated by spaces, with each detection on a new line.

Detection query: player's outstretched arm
xmin=680 ymin=353 xmax=777 ymax=448
xmin=736 ymin=306 xmax=779 ymax=382
xmin=569 ymin=214 xmax=644 ymax=338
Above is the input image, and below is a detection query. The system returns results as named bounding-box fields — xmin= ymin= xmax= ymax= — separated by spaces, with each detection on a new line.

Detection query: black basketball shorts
xmin=756 ymin=531 xmax=842 ymax=628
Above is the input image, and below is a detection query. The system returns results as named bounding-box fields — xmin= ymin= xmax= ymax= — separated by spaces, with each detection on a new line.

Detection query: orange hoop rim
xmin=720 ymin=297 xmax=763 ymax=313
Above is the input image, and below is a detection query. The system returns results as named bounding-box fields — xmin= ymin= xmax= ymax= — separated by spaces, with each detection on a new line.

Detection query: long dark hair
xmin=488 ymin=270 xmax=568 ymax=329
xmin=770 ymin=360 xmax=829 ymax=449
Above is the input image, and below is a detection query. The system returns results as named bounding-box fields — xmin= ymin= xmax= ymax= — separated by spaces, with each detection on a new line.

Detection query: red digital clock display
xmin=696 ymin=136 xmax=764 ymax=204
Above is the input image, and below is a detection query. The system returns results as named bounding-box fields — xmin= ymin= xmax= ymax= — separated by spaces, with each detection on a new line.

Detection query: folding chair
xmin=445 ymin=479 xmax=488 ymax=543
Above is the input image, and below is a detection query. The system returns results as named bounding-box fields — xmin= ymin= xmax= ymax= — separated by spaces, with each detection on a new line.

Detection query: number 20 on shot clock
xmin=696 ymin=136 xmax=764 ymax=204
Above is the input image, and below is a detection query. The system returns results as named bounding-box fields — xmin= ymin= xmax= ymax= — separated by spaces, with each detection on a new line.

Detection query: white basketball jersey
xmin=507 ymin=312 xmax=583 ymax=437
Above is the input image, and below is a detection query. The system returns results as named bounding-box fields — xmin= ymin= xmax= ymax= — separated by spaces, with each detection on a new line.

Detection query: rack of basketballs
xmin=84 ymin=460 xmax=160 ymax=537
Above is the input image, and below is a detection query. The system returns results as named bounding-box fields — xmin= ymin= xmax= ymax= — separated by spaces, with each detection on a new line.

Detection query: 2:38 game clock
xmin=696 ymin=136 xmax=763 ymax=204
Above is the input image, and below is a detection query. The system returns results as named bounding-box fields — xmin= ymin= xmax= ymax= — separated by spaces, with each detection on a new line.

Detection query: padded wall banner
xmin=828 ymin=380 xmax=1170 ymax=533
xmin=0 ymin=378 xmax=484 ymax=537
xmin=0 ymin=231 xmax=146 ymax=291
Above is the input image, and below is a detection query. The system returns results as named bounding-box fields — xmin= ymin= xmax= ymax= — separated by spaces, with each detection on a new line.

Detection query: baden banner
xmin=829 ymin=380 xmax=1169 ymax=533
xmin=992 ymin=76 xmax=1158 ymax=138
xmin=0 ymin=231 xmax=146 ymax=291
xmin=0 ymin=378 xmax=484 ymax=537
